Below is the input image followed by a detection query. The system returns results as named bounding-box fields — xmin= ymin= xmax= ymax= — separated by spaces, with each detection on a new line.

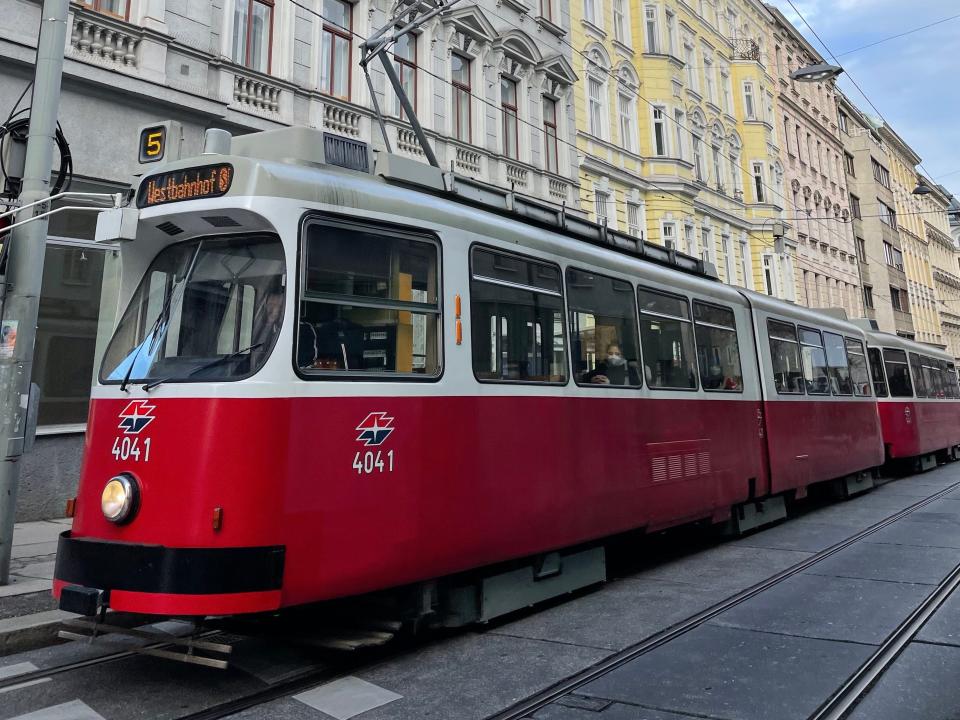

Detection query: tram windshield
xmin=100 ymin=235 xmax=285 ymax=386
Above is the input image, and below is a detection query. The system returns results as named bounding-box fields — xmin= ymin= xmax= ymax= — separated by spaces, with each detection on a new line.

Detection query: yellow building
xmin=570 ymin=0 xmax=791 ymax=295
xmin=880 ymin=126 xmax=943 ymax=346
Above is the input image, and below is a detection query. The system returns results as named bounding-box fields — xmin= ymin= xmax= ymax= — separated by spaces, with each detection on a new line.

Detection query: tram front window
xmin=100 ymin=235 xmax=286 ymax=385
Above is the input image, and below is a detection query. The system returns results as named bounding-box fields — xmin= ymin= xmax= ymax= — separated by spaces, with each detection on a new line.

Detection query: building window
xmin=673 ymin=110 xmax=686 ymax=160
xmin=652 ymin=107 xmax=667 ymax=156
xmin=704 ymin=55 xmax=715 ymax=104
xmin=856 ymin=237 xmax=866 ymax=262
xmin=452 ymin=53 xmax=471 ymax=143
xmin=393 ymin=32 xmax=416 ymax=118
xmin=79 ymin=0 xmax=128 ymax=18
xmin=863 ymin=284 xmax=874 ymax=308
xmin=844 ymin=152 xmax=856 ymax=176
xmin=662 ymin=221 xmax=676 ymax=249
xmin=783 ymin=114 xmax=792 ymax=155
xmin=743 ymin=81 xmax=755 ymax=120
xmin=702 ymin=226 xmax=713 ymax=262
xmin=665 ymin=9 xmax=677 ymax=55
xmin=645 ymin=6 xmax=660 ymax=53
xmin=890 ymin=286 xmax=906 ymax=312
xmin=613 ymin=0 xmax=629 ymax=44
xmin=619 ymin=93 xmax=637 ymax=153
xmin=752 ymin=162 xmax=765 ymax=203
xmin=233 ymin=0 xmax=273 ymax=74
xmin=588 ymin=77 xmax=604 ymax=138
xmin=722 ymin=234 xmax=734 ymax=283
xmin=849 ymin=193 xmax=861 ymax=219
xmin=584 ymin=0 xmax=597 ymax=25
xmin=627 ymin=202 xmax=643 ymax=238
xmin=693 ymin=134 xmax=705 ymax=181
xmin=762 ymin=254 xmax=776 ymax=296
xmin=543 ymin=97 xmax=558 ymax=174
xmin=684 ymin=44 xmax=696 ymax=90
xmin=501 ymin=77 xmax=519 ymax=159
xmin=872 ymin=159 xmax=891 ymax=189
xmin=471 ymin=248 xmax=567 ymax=383
xmin=318 ymin=0 xmax=351 ymax=98
xmin=839 ymin=110 xmax=849 ymax=133
xmin=879 ymin=201 xmax=897 ymax=227
xmin=739 ymin=237 xmax=751 ymax=288
xmin=684 ymin=224 xmax=695 ymax=255
xmin=721 ymin=69 xmax=731 ymax=113
xmin=540 ymin=0 xmax=552 ymax=22
xmin=594 ymin=190 xmax=610 ymax=225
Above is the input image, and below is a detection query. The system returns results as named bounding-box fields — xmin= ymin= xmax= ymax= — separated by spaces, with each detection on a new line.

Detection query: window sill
xmin=36 ymin=424 xmax=86 ymax=437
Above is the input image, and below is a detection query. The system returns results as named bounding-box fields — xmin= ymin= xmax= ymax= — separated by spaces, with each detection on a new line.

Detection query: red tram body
xmin=52 ymin=128 xmax=960 ymax=622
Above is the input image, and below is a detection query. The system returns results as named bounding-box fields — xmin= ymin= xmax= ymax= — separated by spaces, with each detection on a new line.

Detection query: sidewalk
xmin=1 ymin=519 xmax=68 ymax=620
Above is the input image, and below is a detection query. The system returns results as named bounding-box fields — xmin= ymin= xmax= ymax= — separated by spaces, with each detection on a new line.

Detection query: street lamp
xmin=790 ymin=63 xmax=843 ymax=83
xmin=912 ymin=179 xmax=934 ymax=196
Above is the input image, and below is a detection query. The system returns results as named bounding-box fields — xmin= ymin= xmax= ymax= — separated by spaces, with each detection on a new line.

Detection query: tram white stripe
xmin=293 ymin=676 xmax=402 ymax=719
xmin=8 ymin=699 xmax=105 ymax=720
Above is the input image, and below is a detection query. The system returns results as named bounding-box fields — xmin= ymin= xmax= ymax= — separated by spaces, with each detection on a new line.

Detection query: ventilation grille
xmin=156 ymin=221 xmax=183 ymax=236
xmin=202 ymin=215 xmax=241 ymax=228
xmin=648 ymin=440 xmax=712 ymax=484
xmin=324 ymin=132 xmax=370 ymax=173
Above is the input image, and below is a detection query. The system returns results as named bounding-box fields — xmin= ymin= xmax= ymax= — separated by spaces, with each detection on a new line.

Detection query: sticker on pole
xmin=0 ymin=320 xmax=18 ymax=359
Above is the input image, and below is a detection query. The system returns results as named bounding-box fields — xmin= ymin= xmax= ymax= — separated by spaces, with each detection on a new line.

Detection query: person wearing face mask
xmin=584 ymin=343 xmax=639 ymax=385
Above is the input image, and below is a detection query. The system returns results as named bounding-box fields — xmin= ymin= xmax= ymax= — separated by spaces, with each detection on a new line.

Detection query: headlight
xmin=101 ymin=474 xmax=139 ymax=524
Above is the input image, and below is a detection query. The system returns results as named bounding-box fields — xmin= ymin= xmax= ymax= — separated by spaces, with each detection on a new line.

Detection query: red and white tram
xmin=864 ymin=332 xmax=960 ymax=468
xmin=50 ymin=127 xmax=951 ymax=623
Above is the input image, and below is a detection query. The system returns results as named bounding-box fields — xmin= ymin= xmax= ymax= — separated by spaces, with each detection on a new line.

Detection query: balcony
xmin=730 ymin=38 xmax=761 ymax=62
xmin=69 ymin=6 xmax=141 ymax=72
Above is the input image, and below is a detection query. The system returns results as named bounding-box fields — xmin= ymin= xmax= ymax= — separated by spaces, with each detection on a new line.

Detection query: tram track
xmin=5 ymin=478 xmax=958 ymax=719
xmin=487 ymin=478 xmax=960 ymax=720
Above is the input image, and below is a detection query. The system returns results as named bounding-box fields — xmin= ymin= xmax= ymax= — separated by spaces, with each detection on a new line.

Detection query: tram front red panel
xmin=878 ymin=401 xmax=960 ymax=459
xmin=65 ymin=394 xmax=766 ymax=611
xmin=762 ymin=399 xmax=884 ymax=495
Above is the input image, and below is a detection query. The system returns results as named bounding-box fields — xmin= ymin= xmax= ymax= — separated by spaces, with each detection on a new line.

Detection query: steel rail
xmin=809 ymin=556 xmax=960 ymax=720
xmin=0 ymin=629 xmax=222 ymax=691
xmin=486 ymin=478 xmax=960 ymax=720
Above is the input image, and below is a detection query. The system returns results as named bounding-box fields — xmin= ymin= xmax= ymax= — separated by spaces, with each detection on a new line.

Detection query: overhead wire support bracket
xmin=360 ymin=0 xmax=467 ymax=168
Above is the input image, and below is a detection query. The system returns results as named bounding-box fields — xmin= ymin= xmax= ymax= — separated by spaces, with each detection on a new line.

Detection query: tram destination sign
xmin=137 ymin=164 xmax=234 ymax=209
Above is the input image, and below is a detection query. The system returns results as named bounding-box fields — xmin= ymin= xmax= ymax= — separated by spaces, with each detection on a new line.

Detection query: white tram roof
xmin=862 ymin=329 xmax=954 ymax=362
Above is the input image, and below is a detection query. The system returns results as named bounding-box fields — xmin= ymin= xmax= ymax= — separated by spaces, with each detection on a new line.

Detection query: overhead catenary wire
xmin=291 ymin=0 xmax=932 ymax=307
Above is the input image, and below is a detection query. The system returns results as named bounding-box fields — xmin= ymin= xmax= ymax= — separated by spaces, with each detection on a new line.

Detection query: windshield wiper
xmin=142 ymin=342 xmax=264 ymax=392
xmin=119 ymin=241 xmax=204 ymax=393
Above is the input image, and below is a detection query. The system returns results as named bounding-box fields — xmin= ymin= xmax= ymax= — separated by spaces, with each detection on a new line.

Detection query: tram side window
xmin=909 ymin=353 xmax=927 ymax=398
xmin=298 ymin=219 xmax=440 ymax=376
xmin=948 ymin=363 xmax=960 ymax=399
xmin=637 ymin=288 xmax=698 ymax=389
xmin=883 ymin=349 xmax=913 ymax=398
xmin=799 ymin=328 xmax=830 ymax=396
xmin=566 ymin=268 xmax=641 ymax=386
xmin=693 ymin=302 xmax=743 ymax=392
xmin=845 ymin=338 xmax=872 ymax=397
xmin=822 ymin=332 xmax=853 ymax=396
xmin=471 ymin=247 xmax=567 ymax=383
xmin=767 ymin=320 xmax=803 ymax=394
xmin=867 ymin=347 xmax=888 ymax=397
xmin=933 ymin=359 xmax=948 ymax=399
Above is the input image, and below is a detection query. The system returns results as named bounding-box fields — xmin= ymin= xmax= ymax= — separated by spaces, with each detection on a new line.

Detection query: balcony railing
xmin=731 ymin=38 xmax=760 ymax=62
xmin=232 ymin=74 xmax=281 ymax=114
xmin=69 ymin=7 xmax=140 ymax=70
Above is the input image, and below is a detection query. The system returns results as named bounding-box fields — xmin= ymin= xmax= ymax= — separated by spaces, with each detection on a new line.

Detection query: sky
xmin=771 ymin=0 xmax=960 ymax=199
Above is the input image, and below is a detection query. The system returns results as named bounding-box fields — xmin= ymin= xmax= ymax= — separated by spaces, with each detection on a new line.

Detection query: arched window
xmin=689 ymin=109 xmax=706 ymax=183
xmin=584 ymin=45 xmax=611 ymax=140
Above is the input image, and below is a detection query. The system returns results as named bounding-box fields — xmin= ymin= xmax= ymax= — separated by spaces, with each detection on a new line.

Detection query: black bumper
xmin=54 ymin=531 xmax=285 ymax=596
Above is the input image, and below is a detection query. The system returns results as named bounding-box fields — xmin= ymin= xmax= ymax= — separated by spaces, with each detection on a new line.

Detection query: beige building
xmin=836 ymin=95 xmax=913 ymax=336
xmin=765 ymin=5 xmax=860 ymax=317
xmin=880 ymin=126 xmax=943 ymax=346
xmin=924 ymin=182 xmax=960 ymax=360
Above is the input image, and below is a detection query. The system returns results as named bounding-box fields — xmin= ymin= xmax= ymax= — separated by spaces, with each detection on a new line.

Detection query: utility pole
xmin=0 ymin=0 xmax=70 ymax=584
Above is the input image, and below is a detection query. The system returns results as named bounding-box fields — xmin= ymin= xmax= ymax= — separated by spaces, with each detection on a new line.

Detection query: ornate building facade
xmin=836 ymin=94 xmax=914 ymax=337
xmin=765 ymin=4 xmax=859 ymax=318
xmin=570 ymin=0 xmax=788 ymax=294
